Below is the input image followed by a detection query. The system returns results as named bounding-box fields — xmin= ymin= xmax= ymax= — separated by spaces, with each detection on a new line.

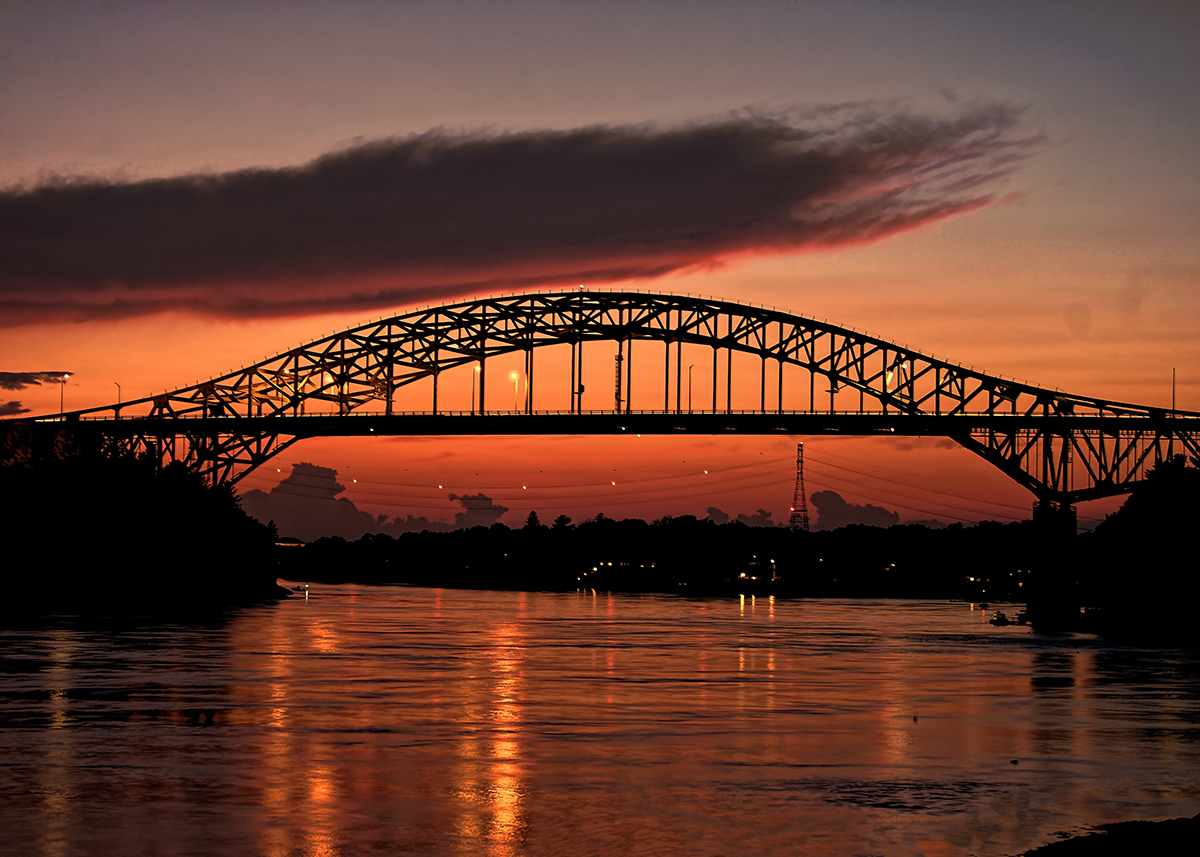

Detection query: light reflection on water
xmin=1 ymin=589 xmax=1199 ymax=857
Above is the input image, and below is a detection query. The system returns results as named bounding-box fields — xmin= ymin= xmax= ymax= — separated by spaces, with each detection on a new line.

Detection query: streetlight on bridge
xmin=59 ymin=373 xmax=71 ymax=416
xmin=508 ymin=370 xmax=521 ymax=411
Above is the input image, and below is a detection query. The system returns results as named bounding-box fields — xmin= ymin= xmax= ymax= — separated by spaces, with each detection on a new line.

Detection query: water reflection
xmin=2 ymin=594 xmax=1199 ymax=857
xmin=39 ymin=630 xmax=77 ymax=857
xmin=453 ymin=620 xmax=528 ymax=855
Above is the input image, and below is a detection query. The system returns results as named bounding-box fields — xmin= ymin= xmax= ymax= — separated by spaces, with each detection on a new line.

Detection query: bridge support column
xmin=1026 ymin=499 xmax=1080 ymax=630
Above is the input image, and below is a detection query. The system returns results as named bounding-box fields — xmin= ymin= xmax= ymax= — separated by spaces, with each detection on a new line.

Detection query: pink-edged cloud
xmin=0 ymin=103 xmax=1040 ymax=325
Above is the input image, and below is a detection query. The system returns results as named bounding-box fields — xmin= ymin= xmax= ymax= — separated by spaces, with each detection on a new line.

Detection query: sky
xmin=2 ymin=0 xmax=1197 ymax=536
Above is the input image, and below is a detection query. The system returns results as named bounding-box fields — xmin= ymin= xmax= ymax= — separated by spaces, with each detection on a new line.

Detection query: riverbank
xmin=1021 ymin=812 xmax=1200 ymax=855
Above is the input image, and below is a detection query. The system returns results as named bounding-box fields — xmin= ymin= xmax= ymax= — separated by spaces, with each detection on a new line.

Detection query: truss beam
xmin=26 ymin=290 xmax=1197 ymax=498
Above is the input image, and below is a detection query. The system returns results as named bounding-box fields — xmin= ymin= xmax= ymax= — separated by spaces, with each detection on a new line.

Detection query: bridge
xmin=16 ymin=290 xmax=1200 ymax=519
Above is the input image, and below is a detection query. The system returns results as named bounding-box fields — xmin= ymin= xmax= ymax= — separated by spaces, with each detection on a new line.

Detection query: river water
xmin=2 ymin=587 xmax=1198 ymax=857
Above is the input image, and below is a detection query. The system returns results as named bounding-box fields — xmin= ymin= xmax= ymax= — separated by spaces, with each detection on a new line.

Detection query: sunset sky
xmin=2 ymin=1 xmax=1197 ymax=535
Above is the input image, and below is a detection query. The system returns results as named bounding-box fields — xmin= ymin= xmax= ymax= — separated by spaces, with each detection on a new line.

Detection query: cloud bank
xmin=811 ymin=490 xmax=901 ymax=530
xmin=239 ymin=462 xmax=509 ymax=542
xmin=0 ymin=104 xmax=1038 ymax=326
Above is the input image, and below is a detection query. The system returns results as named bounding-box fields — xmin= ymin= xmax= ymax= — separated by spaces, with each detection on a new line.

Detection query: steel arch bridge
xmin=23 ymin=290 xmax=1200 ymax=512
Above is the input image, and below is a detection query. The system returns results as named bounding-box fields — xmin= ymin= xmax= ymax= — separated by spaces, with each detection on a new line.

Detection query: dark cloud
xmin=0 ymin=104 xmax=1039 ymax=325
xmin=0 ymin=371 xmax=74 ymax=390
xmin=240 ymin=462 xmax=382 ymax=541
xmin=706 ymin=506 xmax=730 ymax=524
xmin=0 ymin=401 xmax=30 ymax=416
xmin=239 ymin=462 xmax=514 ymax=541
xmin=266 ymin=461 xmax=346 ymax=500
xmin=447 ymin=492 xmax=509 ymax=528
xmin=706 ymin=506 xmax=781 ymax=527
xmin=811 ymin=490 xmax=900 ymax=530
xmin=735 ymin=509 xmax=780 ymax=527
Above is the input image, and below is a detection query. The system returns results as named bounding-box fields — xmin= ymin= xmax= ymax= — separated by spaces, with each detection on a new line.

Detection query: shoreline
xmin=1021 ymin=812 xmax=1200 ymax=855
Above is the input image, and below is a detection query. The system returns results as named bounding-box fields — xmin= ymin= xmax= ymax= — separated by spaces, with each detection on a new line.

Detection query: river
xmin=2 ymin=586 xmax=1198 ymax=856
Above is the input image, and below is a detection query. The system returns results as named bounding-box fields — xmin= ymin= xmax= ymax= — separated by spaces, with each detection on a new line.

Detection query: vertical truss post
xmin=386 ymin=332 xmax=394 ymax=417
xmin=625 ymin=336 xmax=633 ymax=414
xmin=525 ymin=347 xmax=534 ymax=414
xmin=614 ymin=343 xmax=623 ymax=412
xmin=760 ymin=354 xmax=766 ymax=413
xmin=664 ymin=339 xmax=670 ymax=412
xmin=675 ymin=335 xmax=683 ymax=414
xmin=711 ymin=344 xmax=718 ymax=413
xmin=881 ymin=346 xmax=888 ymax=415
xmin=479 ymin=353 xmax=486 ymax=414
xmin=726 ymin=334 xmax=733 ymax=414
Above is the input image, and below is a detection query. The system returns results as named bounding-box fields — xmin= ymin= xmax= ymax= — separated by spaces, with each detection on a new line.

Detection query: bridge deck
xmin=44 ymin=410 xmax=1200 ymax=438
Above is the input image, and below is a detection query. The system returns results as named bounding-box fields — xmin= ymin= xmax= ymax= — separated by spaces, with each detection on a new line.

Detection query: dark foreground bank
xmin=1021 ymin=813 xmax=1200 ymax=855
xmin=1 ymin=450 xmax=287 ymax=612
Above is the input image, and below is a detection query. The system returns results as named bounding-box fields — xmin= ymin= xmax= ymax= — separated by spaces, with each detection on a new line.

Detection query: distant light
xmin=611 ymin=481 xmax=616 ymax=485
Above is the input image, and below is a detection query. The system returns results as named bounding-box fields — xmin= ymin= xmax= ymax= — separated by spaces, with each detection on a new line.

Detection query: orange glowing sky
xmin=2 ymin=1 xmax=1197 ymax=534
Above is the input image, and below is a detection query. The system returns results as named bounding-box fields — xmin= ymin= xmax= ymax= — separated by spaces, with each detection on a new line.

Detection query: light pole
xmin=59 ymin=373 xmax=70 ymax=416
xmin=688 ymin=364 xmax=694 ymax=413
xmin=508 ymin=370 xmax=520 ymax=411
xmin=472 ymin=365 xmax=480 ymax=414
xmin=114 ymin=382 xmax=121 ymax=417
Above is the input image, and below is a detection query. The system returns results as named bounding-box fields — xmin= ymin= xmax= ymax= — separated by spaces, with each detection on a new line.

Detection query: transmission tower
xmin=788 ymin=442 xmax=810 ymax=532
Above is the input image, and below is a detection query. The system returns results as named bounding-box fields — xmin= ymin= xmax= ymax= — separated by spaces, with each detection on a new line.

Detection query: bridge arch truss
xmin=44 ymin=290 xmax=1200 ymax=507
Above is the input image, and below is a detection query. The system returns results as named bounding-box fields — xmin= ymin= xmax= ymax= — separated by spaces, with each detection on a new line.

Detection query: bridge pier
xmin=1026 ymin=499 xmax=1080 ymax=630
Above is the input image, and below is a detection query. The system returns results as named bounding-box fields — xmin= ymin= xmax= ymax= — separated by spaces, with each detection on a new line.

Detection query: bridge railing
xmin=37 ymin=408 xmax=1200 ymax=423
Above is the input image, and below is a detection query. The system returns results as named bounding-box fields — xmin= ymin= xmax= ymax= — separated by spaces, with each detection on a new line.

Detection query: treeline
xmin=1073 ymin=454 xmax=1200 ymax=639
xmin=279 ymin=512 xmax=1040 ymax=601
xmin=1 ymin=434 xmax=285 ymax=611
